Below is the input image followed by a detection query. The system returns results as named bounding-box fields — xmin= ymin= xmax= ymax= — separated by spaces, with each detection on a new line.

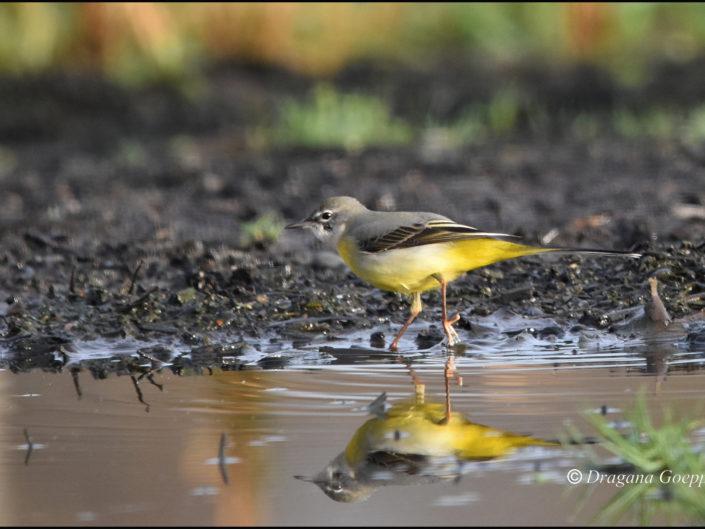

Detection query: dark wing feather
xmin=358 ymin=222 xmax=427 ymax=252
xmin=359 ymin=219 xmax=514 ymax=253
xmin=366 ymin=451 xmax=428 ymax=474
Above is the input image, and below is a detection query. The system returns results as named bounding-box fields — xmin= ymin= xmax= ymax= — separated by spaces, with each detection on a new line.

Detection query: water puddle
xmin=0 ymin=309 xmax=704 ymax=524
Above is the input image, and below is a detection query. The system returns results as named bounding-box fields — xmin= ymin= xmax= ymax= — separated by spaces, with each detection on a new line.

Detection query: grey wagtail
xmin=286 ymin=196 xmax=641 ymax=351
xmin=295 ymin=380 xmax=557 ymax=502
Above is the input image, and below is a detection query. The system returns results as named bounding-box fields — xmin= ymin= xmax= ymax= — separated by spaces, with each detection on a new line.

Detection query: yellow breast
xmin=336 ymin=236 xmax=548 ymax=295
xmin=336 ymin=236 xmax=463 ymax=294
xmin=343 ymin=401 xmax=556 ymax=466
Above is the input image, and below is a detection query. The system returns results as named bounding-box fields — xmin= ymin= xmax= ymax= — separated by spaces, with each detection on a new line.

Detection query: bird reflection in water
xmin=295 ymin=355 xmax=558 ymax=502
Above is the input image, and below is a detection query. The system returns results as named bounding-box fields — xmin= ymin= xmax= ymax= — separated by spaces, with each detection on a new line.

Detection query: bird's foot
xmin=443 ymin=313 xmax=461 ymax=346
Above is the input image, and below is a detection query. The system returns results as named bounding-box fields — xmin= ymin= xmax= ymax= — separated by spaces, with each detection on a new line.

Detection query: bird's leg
xmin=443 ymin=356 xmax=453 ymax=423
xmin=445 ymin=353 xmax=463 ymax=387
xmin=389 ymin=292 xmax=422 ymax=351
xmin=442 ymin=354 xmax=463 ymax=423
xmin=395 ymin=346 xmax=426 ymax=403
xmin=434 ymin=274 xmax=460 ymax=346
xmin=439 ymin=277 xmax=463 ymax=387
xmin=396 ymin=355 xmax=425 ymax=394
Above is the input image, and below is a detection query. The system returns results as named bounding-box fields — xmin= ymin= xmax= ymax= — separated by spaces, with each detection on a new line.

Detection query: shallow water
xmin=1 ymin=311 xmax=704 ymax=525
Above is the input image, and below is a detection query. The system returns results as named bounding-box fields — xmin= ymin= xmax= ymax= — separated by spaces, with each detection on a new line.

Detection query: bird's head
xmin=294 ymin=453 xmax=374 ymax=503
xmin=285 ymin=196 xmax=367 ymax=245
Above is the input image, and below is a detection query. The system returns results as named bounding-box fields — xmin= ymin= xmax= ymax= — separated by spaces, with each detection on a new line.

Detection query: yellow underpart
xmin=337 ymin=236 xmax=553 ymax=295
xmin=344 ymin=401 xmax=557 ymax=466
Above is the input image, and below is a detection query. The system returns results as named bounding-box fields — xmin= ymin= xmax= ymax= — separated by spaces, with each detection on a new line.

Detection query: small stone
xmin=369 ymin=331 xmax=386 ymax=348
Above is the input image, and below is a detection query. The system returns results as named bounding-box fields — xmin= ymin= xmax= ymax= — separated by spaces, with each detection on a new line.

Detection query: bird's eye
xmin=320 ymin=211 xmax=332 ymax=221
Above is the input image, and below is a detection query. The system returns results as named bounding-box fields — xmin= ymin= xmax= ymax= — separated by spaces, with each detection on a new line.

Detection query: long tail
xmin=452 ymin=238 xmax=641 ymax=272
xmin=542 ymin=246 xmax=642 ymax=259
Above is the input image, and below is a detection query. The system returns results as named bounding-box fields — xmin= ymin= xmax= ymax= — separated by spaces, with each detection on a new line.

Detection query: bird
xmin=294 ymin=386 xmax=558 ymax=502
xmin=286 ymin=196 xmax=641 ymax=351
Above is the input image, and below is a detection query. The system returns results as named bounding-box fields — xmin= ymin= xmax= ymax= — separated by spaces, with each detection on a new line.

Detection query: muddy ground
xmin=0 ymin=59 xmax=704 ymax=374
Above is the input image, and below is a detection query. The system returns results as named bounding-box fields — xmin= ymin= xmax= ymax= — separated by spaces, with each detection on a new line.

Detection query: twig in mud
xmin=127 ymin=260 xmax=144 ymax=295
xmin=684 ymin=291 xmax=705 ymax=304
xmin=57 ymin=347 xmax=70 ymax=366
xmin=119 ymin=287 xmax=158 ymax=314
xmin=134 ymin=321 xmax=178 ymax=335
xmin=23 ymin=231 xmax=77 ymax=256
xmin=145 ymin=373 xmax=163 ymax=391
xmin=135 ymin=351 xmax=167 ymax=389
xmin=136 ymin=349 xmax=163 ymax=366
xmin=219 ymin=433 xmax=229 ymax=485
xmin=602 ymin=305 xmax=644 ymax=323
xmin=267 ymin=314 xmax=366 ymax=328
xmin=69 ymin=266 xmax=76 ymax=295
xmin=23 ymin=429 xmax=33 ymax=466
xmin=130 ymin=375 xmax=150 ymax=412
xmin=71 ymin=368 xmax=83 ymax=400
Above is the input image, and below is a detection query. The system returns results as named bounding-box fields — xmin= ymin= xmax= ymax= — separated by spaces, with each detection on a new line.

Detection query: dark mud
xmin=1 ymin=60 xmax=704 ymax=376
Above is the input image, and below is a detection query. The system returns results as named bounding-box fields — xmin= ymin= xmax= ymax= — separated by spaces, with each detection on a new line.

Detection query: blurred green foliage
xmin=613 ymin=109 xmax=669 ymax=139
xmin=418 ymin=88 xmax=523 ymax=150
xmin=7 ymin=3 xmax=705 ymax=148
xmin=565 ymin=393 xmax=705 ymax=525
xmin=268 ymin=82 xmax=705 ymax=150
xmin=612 ymin=106 xmax=705 ymax=142
xmin=272 ymin=84 xmax=412 ymax=150
xmin=4 ymin=3 xmax=705 ymax=85
xmin=0 ymin=3 xmax=75 ymax=72
xmin=269 ymin=85 xmax=535 ymax=150
xmin=240 ymin=212 xmax=286 ymax=248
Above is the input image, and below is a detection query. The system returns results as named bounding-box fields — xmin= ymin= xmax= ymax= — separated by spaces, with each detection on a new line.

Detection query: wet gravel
xmin=1 ymin=61 xmax=704 ymax=375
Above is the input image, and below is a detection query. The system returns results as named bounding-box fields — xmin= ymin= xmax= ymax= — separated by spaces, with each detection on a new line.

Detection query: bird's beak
xmin=294 ymin=474 xmax=320 ymax=484
xmin=285 ymin=217 xmax=311 ymax=230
